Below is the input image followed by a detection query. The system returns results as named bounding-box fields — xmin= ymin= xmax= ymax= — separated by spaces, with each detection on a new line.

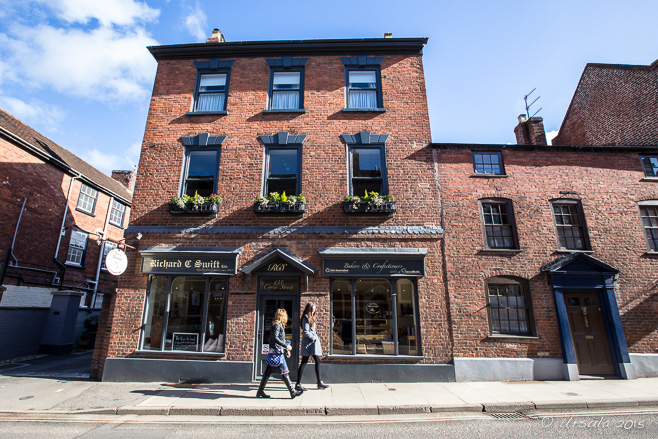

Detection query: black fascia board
xmin=432 ymin=142 xmax=658 ymax=154
xmin=148 ymin=38 xmax=428 ymax=60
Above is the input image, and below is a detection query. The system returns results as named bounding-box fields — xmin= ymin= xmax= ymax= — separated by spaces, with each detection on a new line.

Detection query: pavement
xmin=1 ymin=353 xmax=658 ymax=417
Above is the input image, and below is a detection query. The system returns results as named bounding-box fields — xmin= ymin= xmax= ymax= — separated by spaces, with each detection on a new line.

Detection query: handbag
xmin=266 ymin=349 xmax=284 ymax=367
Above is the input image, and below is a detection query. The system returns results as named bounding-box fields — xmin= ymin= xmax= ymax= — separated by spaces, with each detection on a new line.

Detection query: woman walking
xmin=256 ymin=308 xmax=302 ymax=399
xmin=296 ymin=302 xmax=330 ymax=392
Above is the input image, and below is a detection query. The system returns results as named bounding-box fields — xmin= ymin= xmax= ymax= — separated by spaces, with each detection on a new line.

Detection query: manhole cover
xmin=489 ymin=412 xmax=528 ymax=419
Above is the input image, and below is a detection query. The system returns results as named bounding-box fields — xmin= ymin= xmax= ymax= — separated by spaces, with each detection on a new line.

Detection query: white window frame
xmin=66 ymin=229 xmax=89 ymax=266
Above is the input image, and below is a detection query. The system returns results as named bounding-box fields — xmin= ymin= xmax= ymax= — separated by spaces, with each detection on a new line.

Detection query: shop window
xmin=331 ymin=277 xmax=419 ymax=356
xmin=472 ymin=151 xmax=504 ymax=175
xmin=551 ymin=199 xmax=590 ymax=250
xmin=65 ymin=228 xmax=88 ymax=266
xmin=486 ymin=277 xmax=533 ymax=336
xmin=76 ymin=184 xmax=97 ymax=215
xmin=638 ymin=201 xmax=658 ymax=252
xmin=109 ymin=200 xmax=126 ymax=227
xmin=264 ymin=147 xmax=301 ymax=196
xmin=100 ymin=241 xmax=118 ymax=271
xmin=479 ymin=198 xmax=519 ymax=249
xmin=349 ymin=146 xmax=387 ymax=195
xmin=141 ymin=275 xmax=228 ymax=353
xmin=181 ymin=147 xmax=220 ymax=197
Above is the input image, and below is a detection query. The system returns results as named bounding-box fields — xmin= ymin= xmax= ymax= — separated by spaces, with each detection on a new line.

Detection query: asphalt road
xmin=0 ymin=350 xmax=92 ymax=379
xmin=0 ymin=410 xmax=656 ymax=438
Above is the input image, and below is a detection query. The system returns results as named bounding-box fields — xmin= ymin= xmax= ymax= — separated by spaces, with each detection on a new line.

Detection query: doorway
xmin=564 ymin=292 xmax=615 ymax=376
xmin=254 ymin=277 xmax=300 ymax=380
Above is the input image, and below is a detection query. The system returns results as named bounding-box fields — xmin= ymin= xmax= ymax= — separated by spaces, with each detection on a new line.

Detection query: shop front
xmin=317 ymin=248 xmax=454 ymax=383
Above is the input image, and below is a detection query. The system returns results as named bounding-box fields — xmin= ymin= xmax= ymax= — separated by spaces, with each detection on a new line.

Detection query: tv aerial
xmin=524 ymin=88 xmax=542 ymax=118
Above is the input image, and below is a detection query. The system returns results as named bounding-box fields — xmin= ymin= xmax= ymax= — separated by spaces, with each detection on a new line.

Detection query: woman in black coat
xmin=295 ymin=302 xmax=329 ymax=392
xmin=256 ymin=308 xmax=302 ymax=398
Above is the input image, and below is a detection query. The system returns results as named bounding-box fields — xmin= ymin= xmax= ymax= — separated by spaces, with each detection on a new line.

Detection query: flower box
xmin=168 ymin=201 xmax=219 ymax=217
xmin=253 ymin=201 xmax=306 ymax=216
xmin=343 ymin=200 xmax=397 ymax=216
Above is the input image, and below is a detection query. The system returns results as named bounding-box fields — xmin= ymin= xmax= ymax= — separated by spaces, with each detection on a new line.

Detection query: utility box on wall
xmin=40 ymin=290 xmax=84 ymax=355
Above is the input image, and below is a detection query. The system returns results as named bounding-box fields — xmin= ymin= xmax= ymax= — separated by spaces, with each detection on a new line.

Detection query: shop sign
xmin=141 ymin=254 xmax=237 ymax=275
xmin=172 ymin=332 xmax=198 ymax=351
xmin=322 ymin=258 xmax=424 ymax=277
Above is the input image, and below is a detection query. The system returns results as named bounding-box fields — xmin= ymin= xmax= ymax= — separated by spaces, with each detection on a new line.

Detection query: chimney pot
xmin=384 ymin=33 xmax=393 ymax=38
xmin=518 ymin=114 xmax=527 ymax=124
xmin=206 ymin=28 xmax=226 ymax=43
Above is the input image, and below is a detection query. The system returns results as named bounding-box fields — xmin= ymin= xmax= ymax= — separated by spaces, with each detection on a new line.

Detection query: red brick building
xmin=0 ymin=109 xmax=134 ymax=361
xmin=553 ymin=60 xmax=658 ymax=146
xmin=434 ymin=112 xmax=658 ymax=381
xmin=94 ymin=35 xmax=451 ymax=382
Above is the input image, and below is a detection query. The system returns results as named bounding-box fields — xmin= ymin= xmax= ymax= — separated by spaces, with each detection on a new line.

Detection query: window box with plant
xmin=254 ymin=192 xmax=306 ymax=215
xmin=168 ymin=193 xmax=221 ymax=216
xmin=343 ymin=191 xmax=396 ymax=216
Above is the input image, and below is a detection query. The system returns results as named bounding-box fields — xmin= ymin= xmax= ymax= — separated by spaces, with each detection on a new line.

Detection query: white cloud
xmin=82 ymin=140 xmax=141 ymax=176
xmin=38 ymin=0 xmax=159 ymax=27
xmin=546 ymin=129 xmax=558 ymax=145
xmin=0 ymin=95 xmax=66 ymax=132
xmin=0 ymin=0 xmax=159 ymax=104
xmin=183 ymin=2 xmax=208 ymax=41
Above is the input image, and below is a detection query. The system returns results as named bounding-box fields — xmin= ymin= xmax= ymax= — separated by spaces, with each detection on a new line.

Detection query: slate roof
xmin=0 ymin=108 xmax=133 ymax=204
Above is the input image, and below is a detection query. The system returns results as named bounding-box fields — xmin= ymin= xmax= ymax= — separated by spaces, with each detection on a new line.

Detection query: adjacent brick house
xmin=434 ymin=111 xmax=658 ymax=381
xmin=94 ymin=35 xmax=451 ymax=382
xmin=553 ymin=60 xmax=658 ymax=146
xmin=0 ymin=109 xmax=134 ymax=361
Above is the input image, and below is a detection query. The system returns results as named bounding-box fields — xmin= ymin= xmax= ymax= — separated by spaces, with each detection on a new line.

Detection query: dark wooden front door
xmin=564 ymin=292 xmax=615 ymax=376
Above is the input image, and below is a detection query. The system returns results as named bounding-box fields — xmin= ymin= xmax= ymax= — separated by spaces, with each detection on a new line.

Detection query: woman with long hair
xmin=256 ymin=308 xmax=302 ymax=398
xmin=295 ymin=302 xmax=329 ymax=392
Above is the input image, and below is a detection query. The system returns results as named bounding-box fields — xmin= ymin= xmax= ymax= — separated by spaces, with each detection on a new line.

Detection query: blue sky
xmin=0 ymin=0 xmax=656 ymax=176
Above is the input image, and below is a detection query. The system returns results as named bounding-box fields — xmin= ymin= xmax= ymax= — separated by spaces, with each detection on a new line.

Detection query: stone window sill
xmin=480 ymin=248 xmax=523 ymax=254
xmin=486 ymin=334 xmax=539 ymax=341
xmin=342 ymin=108 xmax=387 ymax=113
xmin=470 ymin=173 xmax=509 ymax=178
xmin=186 ymin=111 xmax=228 ymax=116
xmin=640 ymin=177 xmax=658 ymax=182
xmin=135 ymin=350 xmax=226 ymax=357
xmin=555 ymin=249 xmax=594 ymax=254
xmin=328 ymin=354 xmax=424 ymax=360
xmin=262 ymin=109 xmax=306 ymax=114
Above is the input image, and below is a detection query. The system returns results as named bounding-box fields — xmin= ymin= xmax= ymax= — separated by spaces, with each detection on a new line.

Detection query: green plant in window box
xmin=254 ymin=191 xmax=306 ymax=206
xmin=169 ymin=192 xmax=222 ymax=215
xmin=343 ymin=191 xmax=396 ymax=215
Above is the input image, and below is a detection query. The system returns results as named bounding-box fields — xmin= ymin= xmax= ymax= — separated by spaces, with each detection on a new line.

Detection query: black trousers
xmin=297 ymin=355 xmax=322 ymax=384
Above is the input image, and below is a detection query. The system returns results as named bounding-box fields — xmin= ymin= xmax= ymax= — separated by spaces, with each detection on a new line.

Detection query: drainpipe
xmin=54 ymin=173 xmax=82 ymax=262
xmin=8 ymin=198 xmax=27 ymax=265
xmin=90 ymin=196 xmax=113 ymax=308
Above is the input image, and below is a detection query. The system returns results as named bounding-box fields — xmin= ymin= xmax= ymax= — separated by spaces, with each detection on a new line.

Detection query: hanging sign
xmin=322 ymin=258 xmax=425 ymax=277
xmin=106 ymin=248 xmax=128 ymax=276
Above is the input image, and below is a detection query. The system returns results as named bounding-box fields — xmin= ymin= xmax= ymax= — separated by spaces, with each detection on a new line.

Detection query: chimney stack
xmin=206 ymin=28 xmax=226 ymax=43
xmin=514 ymin=114 xmax=547 ymax=145
xmin=111 ymin=170 xmax=136 ymax=192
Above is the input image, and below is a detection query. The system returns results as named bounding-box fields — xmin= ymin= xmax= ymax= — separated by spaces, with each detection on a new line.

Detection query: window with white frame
xmin=66 ymin=229 xmax=88 ymax=266
xmin=76 ymin=184 xmax=97 ymax=215
xmin=101 ymin=241 xmax=118 ymax=271
xmin=109 ymin=200 xmax=126 ymax=227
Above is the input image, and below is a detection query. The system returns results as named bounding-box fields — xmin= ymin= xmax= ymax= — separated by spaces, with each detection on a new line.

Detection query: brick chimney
xmin=111 ymin=170 xmax=136 ymax=192
xmin=514 ymin=114 xmax=547 ymax=145
xmin=206 ymin=28 xmax=226 ymax=43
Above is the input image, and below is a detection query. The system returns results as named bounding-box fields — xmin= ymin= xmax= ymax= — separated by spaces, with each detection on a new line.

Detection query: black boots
xmin=295 ymin=383 xmax=307 ymax=392
xmin=256 ymin=366 xmax=272 ymax=398
xmin=317 ymin=381 xmax=330 ymax=389
xmin=282 ymin=374 xmax=303 ymax=399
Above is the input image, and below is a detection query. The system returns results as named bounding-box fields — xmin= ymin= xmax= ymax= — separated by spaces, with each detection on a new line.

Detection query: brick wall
xmin=554 ymin=63 xmax=658 ymax=146
xmin=0 ymin=137 xmax=130 ymax=300
xmin=436 ymin=146 xmax=658 ymax=359
xmin=96 ymin=48 xmax=447 ymax=378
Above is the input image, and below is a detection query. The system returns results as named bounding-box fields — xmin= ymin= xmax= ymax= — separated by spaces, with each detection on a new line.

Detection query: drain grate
xmin=489 ymin=412 xmax=528 ymax=419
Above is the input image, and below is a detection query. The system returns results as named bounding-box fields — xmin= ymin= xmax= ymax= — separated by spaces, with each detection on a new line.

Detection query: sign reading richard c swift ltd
xmin=140 ymin=252 xmax=239 ymax=275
